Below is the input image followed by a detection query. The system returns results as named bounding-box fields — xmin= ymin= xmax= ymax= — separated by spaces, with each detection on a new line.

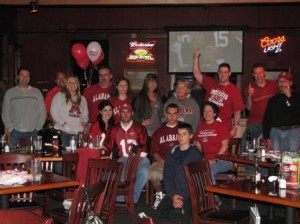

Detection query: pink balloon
xmin=76 ymin=57 xmax=89 ymax=70
xmin=92 ymin=51 xmax=104 ymax=66
xmin=71 ymin=43 xmax=88 ymax=62
xmin=87 ymin=41 xmax=102 ymax=63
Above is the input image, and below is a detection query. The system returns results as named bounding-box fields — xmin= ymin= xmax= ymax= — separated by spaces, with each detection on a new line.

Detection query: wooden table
xmin=206 ymin=179 xmax=300 ymax=224
xmin=216 ymin=154 xmax=277 ymax=169
xmin=0 ymin=172 xmax=79 ymax=209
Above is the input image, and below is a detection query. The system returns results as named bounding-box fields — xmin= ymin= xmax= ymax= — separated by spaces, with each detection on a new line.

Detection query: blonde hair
xmin=65 ymin=76 xmax=81 ymax=104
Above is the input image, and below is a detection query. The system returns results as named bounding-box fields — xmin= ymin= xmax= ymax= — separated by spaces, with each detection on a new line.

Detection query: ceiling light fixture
xmin=29 ymin=0 xmax=38 ymax=13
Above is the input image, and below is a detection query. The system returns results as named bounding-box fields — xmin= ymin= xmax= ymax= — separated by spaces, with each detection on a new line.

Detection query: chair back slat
xmin=86 ymin=158 xmax=123 ymax=222
xmin=69 ymin=182 xmax=105 ymax=224
xmin=184 ymin=161 xmax=216 ymax=218
xmin=0 ymin=154 xmax=33 ymax=170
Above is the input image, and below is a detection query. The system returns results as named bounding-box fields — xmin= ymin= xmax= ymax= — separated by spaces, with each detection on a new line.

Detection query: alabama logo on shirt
xmin=69 ymin=103 xmax=81 ymax=118
xmin=208 ymin=89 xmax=228 ymax=107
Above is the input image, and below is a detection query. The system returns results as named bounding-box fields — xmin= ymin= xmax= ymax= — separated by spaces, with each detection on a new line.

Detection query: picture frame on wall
xmin=124 ymin=68 xmax=158 ymax=93
xmin=266 ymin=69 xmax=290 ymax=81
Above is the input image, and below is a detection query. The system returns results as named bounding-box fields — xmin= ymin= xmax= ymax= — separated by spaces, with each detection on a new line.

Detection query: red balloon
xmin=92 ymin=51 xmax=104 ymax=66
xmin=76 ymin=57 xmax=89 ymax=70
xmin=71 ymin=43 xmax=88 ymax=62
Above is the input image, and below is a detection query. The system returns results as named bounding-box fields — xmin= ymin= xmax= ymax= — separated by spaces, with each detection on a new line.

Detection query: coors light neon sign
xmin=260 ymin=35 xmax=286 ymax=54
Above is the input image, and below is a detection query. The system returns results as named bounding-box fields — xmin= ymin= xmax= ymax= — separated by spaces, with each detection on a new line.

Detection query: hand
xmin=248 ymin=83 xmax=254 ymax=97
xmin=172 ymin=194 xmax=183 ymax=208
xmin=267 ymin=139 xmax=272 ymax=150
xmin=230 ymin=127 xmax=238 ymax=138
xmin=193 ymin=48 xmax=201 ymax=59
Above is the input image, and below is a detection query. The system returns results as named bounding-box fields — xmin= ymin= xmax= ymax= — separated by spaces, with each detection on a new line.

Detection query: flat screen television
xmin=168 ymin=30 xmax=243 ymax=74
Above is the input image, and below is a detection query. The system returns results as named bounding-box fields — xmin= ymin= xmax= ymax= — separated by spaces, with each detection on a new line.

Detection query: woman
xmin=109 ymin=77 xmax=133 ymax=124
xmin=90 ymin=100 xmax=114 ymax=148
xmin=133 ymin=73 xmax=164 ymax=138
xmin=194 ymin=101 xmax=231 ymax=185
xmin=51 ymin=76 xmax=88 ymax=147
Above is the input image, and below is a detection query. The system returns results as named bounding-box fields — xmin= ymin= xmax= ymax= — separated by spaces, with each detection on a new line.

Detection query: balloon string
xmin=84 ymin=70 xmax=89 ymax=87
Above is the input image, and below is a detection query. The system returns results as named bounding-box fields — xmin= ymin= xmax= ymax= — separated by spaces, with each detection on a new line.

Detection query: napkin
xmin=0 ymin=170 xmax=29 ymax=185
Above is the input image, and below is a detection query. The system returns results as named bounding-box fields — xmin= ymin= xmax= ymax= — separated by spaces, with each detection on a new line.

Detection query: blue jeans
xmin=210 ymin=159 xmax=231 ymax=185
xmin=241 ymin=124 xmax=263 ymax=152
xmin=10 ymin=129 xmax=37 ymax=148
xmin=117 ymin=156 xmax=150 ymax=203
xmin=270 ymin=127 xmax=300 ymax=152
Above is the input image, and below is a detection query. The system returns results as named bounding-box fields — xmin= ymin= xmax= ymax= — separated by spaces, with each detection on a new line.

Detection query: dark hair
xmin=17 ymin=66 xmax=30 ymax=76
xmin=165 ymin=103 xmax=179 ymax=113
xmin=251 ymin=63 xmax=266 ymax=74
xmin=97 ymin=100 xmax=115 ymax=133
xmin=178 ymin=122 xmax=193 ymax=135
xmin=200 ymin=101 xmax=220 ymax=120
xmin=97 ymin=65 xmax=112 ymax=74
xmin=110 ymin=76 xmax=132 ymax=97
xmin=135 ymin=73 xmax=159 ymax=117
xmin=218 ymin=63 xmax=231 ymax=72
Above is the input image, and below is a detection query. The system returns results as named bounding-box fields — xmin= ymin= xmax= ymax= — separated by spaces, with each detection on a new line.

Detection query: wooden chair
xmin=0 ymin=210 xmax=53 ymax=224
xmin=44 ymin=152 xmax=79 ymax=214
xmin=48 ymin=158 xmax=122 ymax=224
xmin=49 ymin=181 xmax=106 ymax=224
xmin=114 ymin=150 xmax=142 ymax=224
xmin=183 ymin=160 xmax=249 ymax=224
xmin=0 ymin=154 xmax=41 ymax=211
xmin=69 ymin=182 xmax=106 ymax=224
xmin=86 ymin=158 xmax=123 ymax=224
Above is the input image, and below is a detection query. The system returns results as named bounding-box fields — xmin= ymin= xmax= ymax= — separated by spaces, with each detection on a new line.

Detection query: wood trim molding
xmin=1 ymin=0 xmax=300 ymax=6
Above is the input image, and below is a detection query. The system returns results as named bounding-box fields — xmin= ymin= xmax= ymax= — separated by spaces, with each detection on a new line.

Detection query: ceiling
xmin=1 ymin=0 xmax=300 ymax=6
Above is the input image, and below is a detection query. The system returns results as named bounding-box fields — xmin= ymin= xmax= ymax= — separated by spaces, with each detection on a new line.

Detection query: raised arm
xmin=193 ymin=48 xmax=204 ymax=84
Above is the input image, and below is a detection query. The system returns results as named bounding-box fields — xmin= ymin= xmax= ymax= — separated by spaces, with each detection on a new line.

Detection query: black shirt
xmin=263 ymin=92 xmax=300 ymax=138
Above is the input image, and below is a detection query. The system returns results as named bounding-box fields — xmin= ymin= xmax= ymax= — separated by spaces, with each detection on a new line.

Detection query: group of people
xmin=1 ymin=46 xmax=300 ymax=222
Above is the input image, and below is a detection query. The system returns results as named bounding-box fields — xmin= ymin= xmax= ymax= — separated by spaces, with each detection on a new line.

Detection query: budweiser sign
xmin=127 ymin=40 xmax=156 ymax=63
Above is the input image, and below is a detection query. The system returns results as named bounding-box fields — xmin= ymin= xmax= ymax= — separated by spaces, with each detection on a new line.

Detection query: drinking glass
xmin=27 ymin=159 xmax=42 ymax=182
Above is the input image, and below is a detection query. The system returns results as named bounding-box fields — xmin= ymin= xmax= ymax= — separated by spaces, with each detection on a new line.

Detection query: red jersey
xmin=89 ymin=122 xmax=111 ymax=147
xmin=45 ymin=86 xmax=60 ymax=115
xmin=108 ymin=96 xmax=133 ymax=124
xmin=107 ymin=121 xmax=147 ymax=157
xmin=151 ymin=122 xmax=179 ymax=160
xmin=245 ymin=80 xmax=278 ymax=125
xmin=195 ymin=121 xmax=229 ymax=160
xmin=202 ymin=76 xmax=244 ymax=130
xmin=83 ymin=83 xmax=113 ymax=124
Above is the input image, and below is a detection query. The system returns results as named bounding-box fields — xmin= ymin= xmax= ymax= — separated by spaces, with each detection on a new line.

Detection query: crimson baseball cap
xmin=120 ymin=103 xmax=133 ymax=112
xmin=278 ymin=72 xmax=292 ymax=81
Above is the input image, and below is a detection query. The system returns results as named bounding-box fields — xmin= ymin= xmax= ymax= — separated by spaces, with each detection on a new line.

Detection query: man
xmin=44 ymin=72 xmax=67 ymax=121
xmin=83 ymin=65 xmax=113 ymax=124
xmin=263 ymin=72 xmax=300 ymax=152
xmin=107 ymin=103 xmax=150 ymax=203
xmin=242 ymin=63 xmax=278 ymax=149
xmin=164 ymin=79 xmax=200 ymax=132
xmin=193 ymin=48 xmax=244 ymax=137
xmin=149 ymin=103 xmax=180 ymax=209
xmin=2 ymin=67 xmax=46 ymax=147
xmin=156 ymin=123 xmax=202 ymax=223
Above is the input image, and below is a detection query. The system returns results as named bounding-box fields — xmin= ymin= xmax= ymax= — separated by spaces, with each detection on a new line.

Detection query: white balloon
xmin=87 ymin=41 xmax=102 ymax=63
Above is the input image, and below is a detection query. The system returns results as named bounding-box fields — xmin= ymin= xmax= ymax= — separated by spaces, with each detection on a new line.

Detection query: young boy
xmin=156 ymin=123 xmax=203 ymax=223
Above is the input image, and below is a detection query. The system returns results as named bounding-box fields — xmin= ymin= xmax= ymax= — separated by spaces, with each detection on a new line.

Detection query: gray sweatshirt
xmin=51 ymin=92 xmax=88 ymax=135
xmin=164 ymin=93 xmax=201 ymax=133
xmin=2 ymin=86 xmax=46 ymax=132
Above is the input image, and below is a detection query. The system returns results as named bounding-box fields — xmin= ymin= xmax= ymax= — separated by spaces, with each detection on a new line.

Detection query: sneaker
xmin=153 ymin=192 xmax=165 ymax=209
